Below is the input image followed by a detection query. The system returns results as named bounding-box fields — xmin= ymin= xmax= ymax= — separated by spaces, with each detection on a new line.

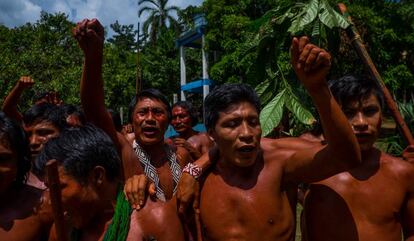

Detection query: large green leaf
xmin=260 ymin=89 xmax=287 ymax=136
xmin=300 ymin=0 xmax=320 ymax=28
xmin=285 ymin=93 xmax=315 ymax=125
xmin=318 ymin=0 xmax=349 ymax=29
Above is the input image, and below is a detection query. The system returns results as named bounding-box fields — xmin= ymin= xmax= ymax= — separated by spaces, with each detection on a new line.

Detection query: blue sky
xmin=0 ymin=0 xmax=203 ymax=35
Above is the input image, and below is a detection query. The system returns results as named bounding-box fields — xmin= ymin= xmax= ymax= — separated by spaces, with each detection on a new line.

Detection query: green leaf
xmin=311 ymin=19 xmax=320 ymax=37
xmin=255 ymin=78 xmax=271 ymax=96
xmin=318 ymin=0 xmax=349 ymax=29
xmin=301 ymin=0 xmax=320 ymax=27
xmin=260 ymin=89 xmax=287 ymax=136
xmin=285 ymin=93 xmax=315 ymax=125
xmin=287 ymin=0 xmax=319 ymax=34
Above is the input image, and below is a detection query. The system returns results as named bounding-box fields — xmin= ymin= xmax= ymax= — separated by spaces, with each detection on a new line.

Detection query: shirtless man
xmin=0 ymin=111 xmax=53 ymax=241
xmin=169 ymin=101 xmax=214 ymax=159
xmin=34 ymin=125 xmax=185 ymax=241
xmin=22 ymin=103 xmax=68 ymax=190
xmin=73 ymin=18 xmax=192 ymax=240
xmin=176 ymin=36 xmax=361 ymax=241
xmin=303 ymin=75 xmax=414 ymax=241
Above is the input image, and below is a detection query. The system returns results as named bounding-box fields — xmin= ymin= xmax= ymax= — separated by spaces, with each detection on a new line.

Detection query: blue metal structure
xmin=175 ymin=14 xmax=213 ymax=100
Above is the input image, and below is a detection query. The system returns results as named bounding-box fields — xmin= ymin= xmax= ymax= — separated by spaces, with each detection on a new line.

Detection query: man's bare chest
xmin=199 ymin=174 xmax=294 ymax=240
xmin=312 ymin=171 xmax=406 ymax=222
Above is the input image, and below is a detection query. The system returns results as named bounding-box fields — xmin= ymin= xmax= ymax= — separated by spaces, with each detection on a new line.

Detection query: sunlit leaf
xmin=300 ymin=0 xmax=320 ymax=28
xmin=260 ymin=89 xmax=287 ymax=136
xmin=318 ymin=0 xmax=349 ymax=29
xmin=285 ymin=93 xmax=315 ymax=125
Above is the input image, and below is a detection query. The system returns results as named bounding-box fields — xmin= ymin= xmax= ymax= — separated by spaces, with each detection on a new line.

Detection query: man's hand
xmin=72 ymin=18 xmax=104 ymax=58
xmin=33 ymin=190 xmax=54 ymax=226
xmin=122 ymin=124 xmax=134 ymax=135
xmin=291 ymin=36 xmax=331 ymax=90
xmin=176 ymin=172 xmax=198 ymax=216
xmin=17 ymin=76 xmax=35 ymax=89
xmin=403 ymin=145 xmax=414 ymax=163
xmin=124 ymin=174 xmax=156 ymax=210
xmin=174 ymin=138 xmax=202 ymax=160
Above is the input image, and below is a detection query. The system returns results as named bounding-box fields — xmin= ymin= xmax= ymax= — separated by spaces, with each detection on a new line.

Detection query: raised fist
xmin=72 ymin=18 xmax=104 ymax=58
xmin=17 ymin=76 xmax=35 ymax=89
xmin=291 ymin=36 xmax=331 ymax=90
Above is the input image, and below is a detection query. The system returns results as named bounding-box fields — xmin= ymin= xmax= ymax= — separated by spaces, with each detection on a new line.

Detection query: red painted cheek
xmin=155 ymin=115 xmax=168 ymax=124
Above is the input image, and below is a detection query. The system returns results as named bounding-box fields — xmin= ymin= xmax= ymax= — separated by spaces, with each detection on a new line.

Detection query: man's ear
xmin=89 ymin=166 xmax=106 ymax=187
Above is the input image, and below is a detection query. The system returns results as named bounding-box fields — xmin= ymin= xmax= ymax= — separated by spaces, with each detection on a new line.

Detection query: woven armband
xmin=183 ymin=163 xmax=202 ymax=180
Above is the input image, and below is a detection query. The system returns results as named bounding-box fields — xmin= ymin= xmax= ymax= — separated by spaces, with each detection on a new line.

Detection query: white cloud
xmin=0 ymin=0 xmax=42 ymax=26
xmin=0 ymin=0 xmax=203 ymax=36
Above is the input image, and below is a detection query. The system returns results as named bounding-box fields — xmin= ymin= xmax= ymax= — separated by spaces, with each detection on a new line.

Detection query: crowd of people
xmin=1 ymin=18 xmax=414 ymax=241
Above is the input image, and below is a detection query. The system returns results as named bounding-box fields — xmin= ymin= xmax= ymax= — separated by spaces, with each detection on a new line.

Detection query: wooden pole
xmin=136 ymin=22 xmax=142 ymax=95
xmin=46 ymin=159 xmax=68 ymax=241
xmin=338 ymin=3 xmax=414 ymax=146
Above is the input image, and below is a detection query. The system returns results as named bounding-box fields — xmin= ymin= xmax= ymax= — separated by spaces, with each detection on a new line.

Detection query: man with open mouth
xmin=175 ymin=36 xmax=361 ymax=241
xmin=74 ymin=18 xmax=193 ymax=241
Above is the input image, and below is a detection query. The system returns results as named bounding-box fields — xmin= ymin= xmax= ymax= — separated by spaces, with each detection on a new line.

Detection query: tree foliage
xmin=1 ymin=0 xmax=413 ymax=139
xmin=0 ymin=9 xmax=202 ymax=116
xmin=202 ymin=0 xmax=414 ymax=137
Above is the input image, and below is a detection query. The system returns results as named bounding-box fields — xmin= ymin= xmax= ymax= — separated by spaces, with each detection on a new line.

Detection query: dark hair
xmin=33 ymin=91 xmax=50 ymax=103
xmin=34 ymin=124 xmax=120 ymax=184
xmin=328 ymin=75 xmax=384 ymax=109
xmin=204 ymin=83 xmax=261 ymax=130
xmin=61 ymin=104 xmax=86 ymax=126
xmin=172 ymin=101 xmax=198 ymax=126
xmin=0 ymin=112 xmax=30 ymax=186
xmin=128 ymin=89 xmax=171 ymax=123
xmin=23 ymin=103 xmax=69 ymax=131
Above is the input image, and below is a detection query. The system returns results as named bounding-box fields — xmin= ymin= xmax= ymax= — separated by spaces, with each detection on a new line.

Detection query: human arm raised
xmin=73 ymin=19 xmax=144 ymax=183
xmin=2 ymin=76 xmax=35 ymax=121
xmin=283 ymin=36 xmax=361 ymax=184
xmin=72 ymin=19 xmax=120 ymax=150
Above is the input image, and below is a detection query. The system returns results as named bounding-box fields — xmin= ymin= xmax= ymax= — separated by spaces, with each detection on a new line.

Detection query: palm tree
xmin=138 ymin=0 xmax=180 ymax=44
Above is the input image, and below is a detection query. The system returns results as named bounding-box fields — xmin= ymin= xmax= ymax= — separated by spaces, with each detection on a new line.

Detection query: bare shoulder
xmin=188 ymin=132 xmax=211 ymax=144
xmin=380 ymin=151 xmax=414 ymax=182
